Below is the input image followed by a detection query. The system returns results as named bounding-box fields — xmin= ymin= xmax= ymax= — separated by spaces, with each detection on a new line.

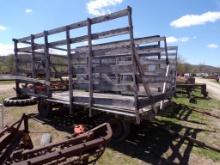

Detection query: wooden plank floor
xmin=51 ymin=90 xmax=154 ymax=117
xmin=52 ymin=90 xmax=136 ymax=109
xmin=52 ymin=90 xmax=134 ymax=101
xmin=50 ymin=87 xmax=164 ymax=116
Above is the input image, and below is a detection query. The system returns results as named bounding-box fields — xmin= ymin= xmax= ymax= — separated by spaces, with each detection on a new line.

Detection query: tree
xmin=176 ymin=55 xmax=186 ymax=74
xmin=6 ymin=55 xmax=15 ymax=73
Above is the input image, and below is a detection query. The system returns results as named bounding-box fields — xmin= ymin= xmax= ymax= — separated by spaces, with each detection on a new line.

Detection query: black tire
xmin=38 ymin=100 xmax=52 ymax=118
xmin=109 ymin=118 xmax=130 ymax=142
xmin=3 ymin=96 xmax=37 ymax=107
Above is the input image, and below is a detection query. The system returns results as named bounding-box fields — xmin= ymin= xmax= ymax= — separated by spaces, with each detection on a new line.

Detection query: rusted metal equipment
xmin=0 ymin=114 xmax=112 ymax=165
xmin=176 ymin=74 xmax=208 ymax=102
xmin=176 ymin=83 xmax=208 ymax=101
xmin=10 ymin=6 xmax=177 ymax=140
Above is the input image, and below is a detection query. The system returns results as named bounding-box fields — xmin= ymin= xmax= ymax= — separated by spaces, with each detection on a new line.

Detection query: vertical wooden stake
xmin=160 ymin=38 xmax=170 ymax=110
xmin=66 ymin=26 xmax=74 ymax=115
xmin=43 ymin=31 xmax=51 ymax=97
xmin=87 ymin=18 xmax=93 ymax=117
xmin=174 ymin=47 xmax=178 ymax=93
xmin=128 ymin=6 xmax=140 ymax=124
xmin=13 ymin=39 xmax=20 ymax=97
xmin=31 ymin=35 xmax=36 ymax=93
xmin=116 ymin=57 xmax=120 ymax=84
xmin=0 ymin=104 xmax=4 ymax=128
xmin=158 ymin=40 xmax=161 ymax=93
xmin=23 ymin=114 xmax=29 ymax=133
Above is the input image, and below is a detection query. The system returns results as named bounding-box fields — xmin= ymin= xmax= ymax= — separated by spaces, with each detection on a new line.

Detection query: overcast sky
xmin=0 ymin=0 xmax=220 ymax=67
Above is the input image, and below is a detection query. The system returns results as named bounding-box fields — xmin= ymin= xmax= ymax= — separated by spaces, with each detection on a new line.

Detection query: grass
xmin=1 ymin=83 xmax=220 ymax=164
xmin=175 ymin=88 xmax=220 ymax=110
xmin=193 ymin=147 xmax=220 ymax=162
xmin=0 ymin=96 xmax=6 ymax=104
xmin=97 ymin=149 xmax=143 ymax=165
xmin=0 ymin=80 xmax=14 ymax=85
xmin=156 ymin=90 xmax=220 ymax=162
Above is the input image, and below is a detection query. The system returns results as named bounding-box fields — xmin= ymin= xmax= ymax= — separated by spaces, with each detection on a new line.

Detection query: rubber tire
xmin=38 ymin=100 xmax=52 ymax=118
xmin=109 ymin=118 xmax=130 ymax=142
xmin=3 ymin=96 xmax=36 ymax=107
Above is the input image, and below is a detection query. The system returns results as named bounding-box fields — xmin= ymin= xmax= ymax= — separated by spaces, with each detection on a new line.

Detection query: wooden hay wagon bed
xmin=11 ymin=6 xmax=177 ymax=139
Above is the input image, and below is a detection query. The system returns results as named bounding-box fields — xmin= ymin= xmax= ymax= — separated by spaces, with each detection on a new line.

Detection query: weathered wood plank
xmin=141 ymin=75 xmax=172 ymax=83
xmin=73 ymin=63 xmax=166 ymax=74
xmin=30 ymin=35 xmax=36 ymax=78
xmin=0 ymin=74 xmax=50 ymax=85
xmin=17 ymin=36 xmax=166 ymax=57
xmin=44 ymin=31 xmax=51 ymax=96
xmin=52 ymin=90 xmax=135 ymax=108
xmin=92 ymin=106 xmax=136 ymax=117
xmin=17 ymin=26 xmax=130 ymax=52
xmin=87 ymin=18 xmax=93 ymax=116
xmin=66 ymin=26 xmax=74 ymax=114
xmin=17 ymin=59 xmax=68 ymax=67
xmin=73 ymin=82 xmax=133 ymax=92
xmin=31 ymin=35 xmax=37 ymax=93
xmin=73 ymin=64 xmax=132 ymax=74
xmin=91 ymin=8 xmax=128 ymax=24
xmin=16 ymin=8 xmax=129 ymax=42
xmin=74 ymin=44 xmax=166 ymax=59
xmin=20 ymin=40 xmax=67 ymax=52
xmin=49 ymin=26 xmax=130 ymax=47
xmin=13 ymin=39 xmax=20 ymax=96
xmin=138 ymin=92 xmax=171 ymax=108
xmin=127 ymin=6 xmax=140 ymax=123
xmin=75 ymin=35 xmax=165 ymax=52
xmin=92 ymin=26 xmax=129 ymax=40
xmin=138 ymin=47 xmax=166 ymax=55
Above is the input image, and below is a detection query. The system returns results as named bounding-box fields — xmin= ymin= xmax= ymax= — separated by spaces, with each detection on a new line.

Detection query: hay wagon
xmin=11 ymin=6 xmax=177 ymax=140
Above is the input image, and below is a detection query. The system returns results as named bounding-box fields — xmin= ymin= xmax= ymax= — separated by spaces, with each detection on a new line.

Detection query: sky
xmin=0 ymin=0 xmax=220 ymax=67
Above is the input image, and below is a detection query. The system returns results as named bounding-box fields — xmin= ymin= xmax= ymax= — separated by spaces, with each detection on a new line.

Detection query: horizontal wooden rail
xmin=16 ymin=8 xmax=129 ymax=42
xmin=75 ymin=35 xmax=165 ymax=52
xmin=17 ymin=26 xmax=130 ymax=52
xmin=0 ymin=74 xmax=50 ymax=85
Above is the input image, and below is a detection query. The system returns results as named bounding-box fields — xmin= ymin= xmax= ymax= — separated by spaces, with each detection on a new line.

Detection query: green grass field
xmin=0 ymin=80 xmax=14 ymax=85
xmin=1 ymin=84 xmax=220 ymax=164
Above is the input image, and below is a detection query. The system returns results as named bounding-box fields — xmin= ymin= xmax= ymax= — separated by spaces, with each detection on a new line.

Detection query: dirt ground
xmin=0 ymin=82 xmax=220 ymax=165
xmin=195 ymin=78 xmax=220 ymax=101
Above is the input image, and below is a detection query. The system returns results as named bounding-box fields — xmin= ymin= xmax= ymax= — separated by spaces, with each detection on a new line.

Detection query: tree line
xmin=0 ymin=54 xmax=219 ymax=74
xmin=0 ymin=55 xmax=15 ymax=73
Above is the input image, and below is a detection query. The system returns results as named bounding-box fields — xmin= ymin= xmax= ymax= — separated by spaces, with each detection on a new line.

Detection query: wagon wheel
xmin=109 ymin=118 xmax=130 ymax=142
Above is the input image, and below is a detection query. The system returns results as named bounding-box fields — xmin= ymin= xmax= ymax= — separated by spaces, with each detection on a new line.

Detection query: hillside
xmin=0 ymin=55 xmax=220 ymax=74
xmin=177 ymin=62 xmax=220 ymax=74
xmin=0 ymin=55 xmax=14 ymax=73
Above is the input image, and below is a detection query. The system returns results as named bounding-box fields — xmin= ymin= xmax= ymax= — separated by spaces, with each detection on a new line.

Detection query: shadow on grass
xmin=108 ymin=101 xmax=206 ymax=165
xmin=109 ymin=121 xmax=203 ymax=165
xmin=32 ymin=102 xmax=207 ymax=165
